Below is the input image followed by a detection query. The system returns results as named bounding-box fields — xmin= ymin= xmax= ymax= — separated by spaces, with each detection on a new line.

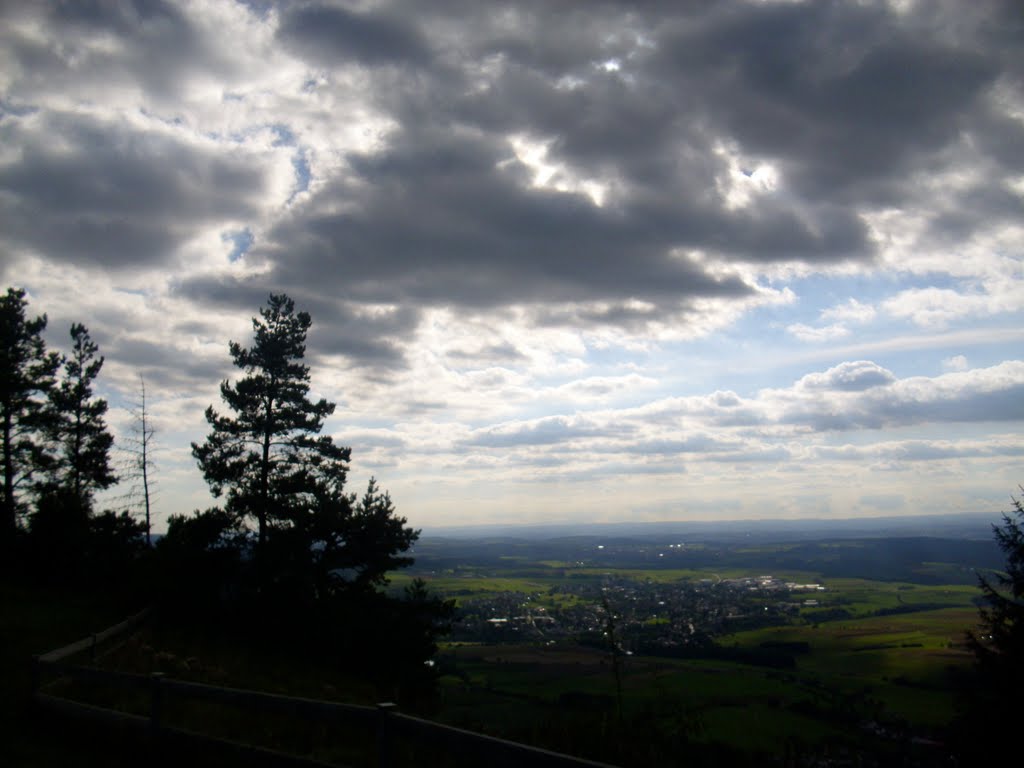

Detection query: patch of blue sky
xmin=576 ymin=344 xmax=645 ymax=372
xmin=764 ymin=277 xmax=876 ymax=321
xmin=767 ymin=270 xmax=969 ymax=321
xmin=139 ymin=106 xmax=184 ymax=127
xmin=224 ymin=228 xmax=254 ymax=262
xmin=235 ymin=0 xmax=274 ymax=19
xmin=290 ymin=149 xmax=312 ymax=201
xmin=270 ymin=124 xmax=296 ymax=147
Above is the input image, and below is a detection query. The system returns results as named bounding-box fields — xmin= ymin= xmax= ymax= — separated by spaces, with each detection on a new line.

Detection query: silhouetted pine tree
xmin=0 ymin=287 xmax=61 ymax=549
xmin=48 ymin=323 xmax=117 ymax=510
xmin=968 ymin=490 xmax=1024 ymax=671
xmin=191 ymin=293 xmax=417 ymax=598
xmin=953 ymin=490 xmax=1024 ymax=763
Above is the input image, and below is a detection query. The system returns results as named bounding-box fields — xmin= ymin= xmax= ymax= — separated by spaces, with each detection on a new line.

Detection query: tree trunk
xmin=2 ymin=407 xmax=15 ymax=548
xmin=256 ymin=394 xmax=274 ymax=590
xmin=259 ymin=428 xmax=271 ymax=548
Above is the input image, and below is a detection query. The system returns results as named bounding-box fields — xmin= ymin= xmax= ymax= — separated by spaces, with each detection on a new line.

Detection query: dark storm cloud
xmin=926 ymin=183 xmax=1024 ymax=241
xmin=0 ymin=112 xmax=266 ymax=269
xmin=652 ymin=0 xmax=1000 ymax=202
xmin=254 ymin=125 xmax=757 ymax=313
xmin=1 ymin=0 xmax=1019 ymax=371
xmin=277 ymin=3 xmax=432 ymax=68
xmin=2 ymin=1 xmax=238 ymax=105
xmin=246 ymin=0 xmax=1015 ymax=331
xmin=172 ymin=274 xmax=416 ymax=368
xmin=105 ymin=336 xmax=228 ymax=390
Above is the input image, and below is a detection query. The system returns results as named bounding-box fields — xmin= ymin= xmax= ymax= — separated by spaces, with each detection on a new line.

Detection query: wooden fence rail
xmin=36 ymin=607 xmax=152 ymax=665
xmin=32 ymin=611 xmax=619 ymax=768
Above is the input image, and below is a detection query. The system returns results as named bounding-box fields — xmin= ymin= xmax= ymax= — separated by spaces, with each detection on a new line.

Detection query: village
xmin=447 ymin=574 xmax=828 ymax=651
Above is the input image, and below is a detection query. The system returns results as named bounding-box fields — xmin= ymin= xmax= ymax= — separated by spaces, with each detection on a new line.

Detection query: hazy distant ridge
xmin=422 ymin=512 xmax=999 ymax=542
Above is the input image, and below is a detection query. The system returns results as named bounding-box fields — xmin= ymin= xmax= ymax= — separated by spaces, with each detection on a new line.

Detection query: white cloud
xmin=3 ymin=0 xmax=1023 ymax=526
xmin=786 ymin=322 xmax=850 ymax=342
xmin=943 ymin=355 xmax=969 ymax=372
xmin=821 ymin=298 xmax=876 ymax=324
xmin=796 ymin=361 xmax=896 ymax=392
xmin=787 ymin=298 xmax=875 ymax=342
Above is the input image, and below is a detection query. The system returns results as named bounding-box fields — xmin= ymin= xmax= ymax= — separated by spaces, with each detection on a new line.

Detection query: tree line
xmin=2 ymin=287 xmax=450 ymax=701
xmin=1 ymin=287 xmax=137 ymax=583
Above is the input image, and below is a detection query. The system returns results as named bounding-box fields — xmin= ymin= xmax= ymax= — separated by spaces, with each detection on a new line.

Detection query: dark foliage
xmin=27 ymin=487 xmax=90 ymax=579
xmin=47 ymin=323 xmax=117 ymax=508
xmin=155 ymin=507 xmax=248 ymax=620
xmin=192 ymin=294 xmax=352 ymax=553
xmin=87 ymin=509 xmax=149 ymax=588
xmin=27 ymin=486 xmax=148 ymax=592
xmin=969 ymin=491 xmax=1024 ymax=666
xmin=154 ymin=506 xmax=453 ymax=702
xmin=952 ymin=490 xmax=1024 ymax=763
xmin=17 ymin=317 xmax=134 ymax=587
xmin=185 ymin=293 xmax=449 ymax=698
xmin=191 ymin=294 xmax=420 ymax=603
xmin=0 ymin=287 xmax=61 ymax=549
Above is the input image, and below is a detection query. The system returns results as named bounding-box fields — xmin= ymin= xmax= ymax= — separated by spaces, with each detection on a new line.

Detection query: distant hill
xmin=421 ymin=512 xmax=999 ymax=542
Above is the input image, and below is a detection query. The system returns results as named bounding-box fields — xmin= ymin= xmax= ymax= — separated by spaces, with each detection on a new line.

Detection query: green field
xmin=8 ymin=553 xmax=989 ymax=767
xmin=400 ymin=565 xmax=985 ymax=763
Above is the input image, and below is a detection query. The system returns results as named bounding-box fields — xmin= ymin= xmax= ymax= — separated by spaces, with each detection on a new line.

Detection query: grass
xmin=401 ymin=565 xmax=985 ymax=753
xmin=800 ymin=578 xmax=978 ymax=618
xmin=436 ymin=644 xmax=888 ymax=759
xmin=720 ymin=604 xmax=979 ymax=727
xmin=8 ymin=559 xmax=987 ymax=766
xmin=415 ymin=565 xmax=987 ymax=759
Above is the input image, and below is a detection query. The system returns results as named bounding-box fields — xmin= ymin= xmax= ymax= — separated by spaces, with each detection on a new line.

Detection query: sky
xmin=1 ymin=0 xmax=1022 ymax=531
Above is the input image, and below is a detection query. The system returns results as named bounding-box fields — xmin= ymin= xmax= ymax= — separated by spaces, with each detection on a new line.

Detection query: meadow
xmin=389 ymin=534 xmax=992 ymax=765
xmin=12 ymin=529 xmax=996 ymax=767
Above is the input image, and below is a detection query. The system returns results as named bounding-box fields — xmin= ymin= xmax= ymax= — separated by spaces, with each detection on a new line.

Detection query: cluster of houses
xmin=449 ymin=574 xmax=829 ymax=647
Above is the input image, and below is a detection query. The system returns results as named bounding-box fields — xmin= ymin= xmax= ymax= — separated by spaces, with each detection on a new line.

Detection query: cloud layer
xmin=1 ymin=0 xmax=1021 ymax=526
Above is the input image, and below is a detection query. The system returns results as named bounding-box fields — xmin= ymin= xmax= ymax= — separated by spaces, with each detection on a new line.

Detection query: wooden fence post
xmin=150 ymin=672 xmax=165 ymax=735
xmin=376 ymin=702 xmax=397 ymax=768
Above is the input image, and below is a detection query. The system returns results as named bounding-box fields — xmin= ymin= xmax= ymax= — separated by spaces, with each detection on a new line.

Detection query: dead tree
xmin=119 ymin=374 xmax=156 ymax=545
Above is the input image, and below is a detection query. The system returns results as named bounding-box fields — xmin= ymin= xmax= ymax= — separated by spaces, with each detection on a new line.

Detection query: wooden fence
xmin=32 ymin=612 xmax=619 ymax=768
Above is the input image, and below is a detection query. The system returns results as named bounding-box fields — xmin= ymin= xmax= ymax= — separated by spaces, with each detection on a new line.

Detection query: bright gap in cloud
xmin=505 ymin=133 xmax=610 ymax=207
xmin=223 ymin=228 xmax=254 ymax=262
xmin=713 ymin=141 xmax=780 ymax=210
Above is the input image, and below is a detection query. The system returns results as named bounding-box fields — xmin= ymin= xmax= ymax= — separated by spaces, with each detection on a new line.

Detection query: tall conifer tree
xmin=49 ymin=323 xmax=117 ymax=510
xmin=192 ymin=294 xmax=418 ymax=597
xmin=955 ymin=491 xmax=1024 ymax=762
xmin=969 ymin=491 xmax=1024 ymax=670
xmin=0 ymin=287 xmax=61 ymax=544
xmin=193 ymin=294 xmax=349 ymax=547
